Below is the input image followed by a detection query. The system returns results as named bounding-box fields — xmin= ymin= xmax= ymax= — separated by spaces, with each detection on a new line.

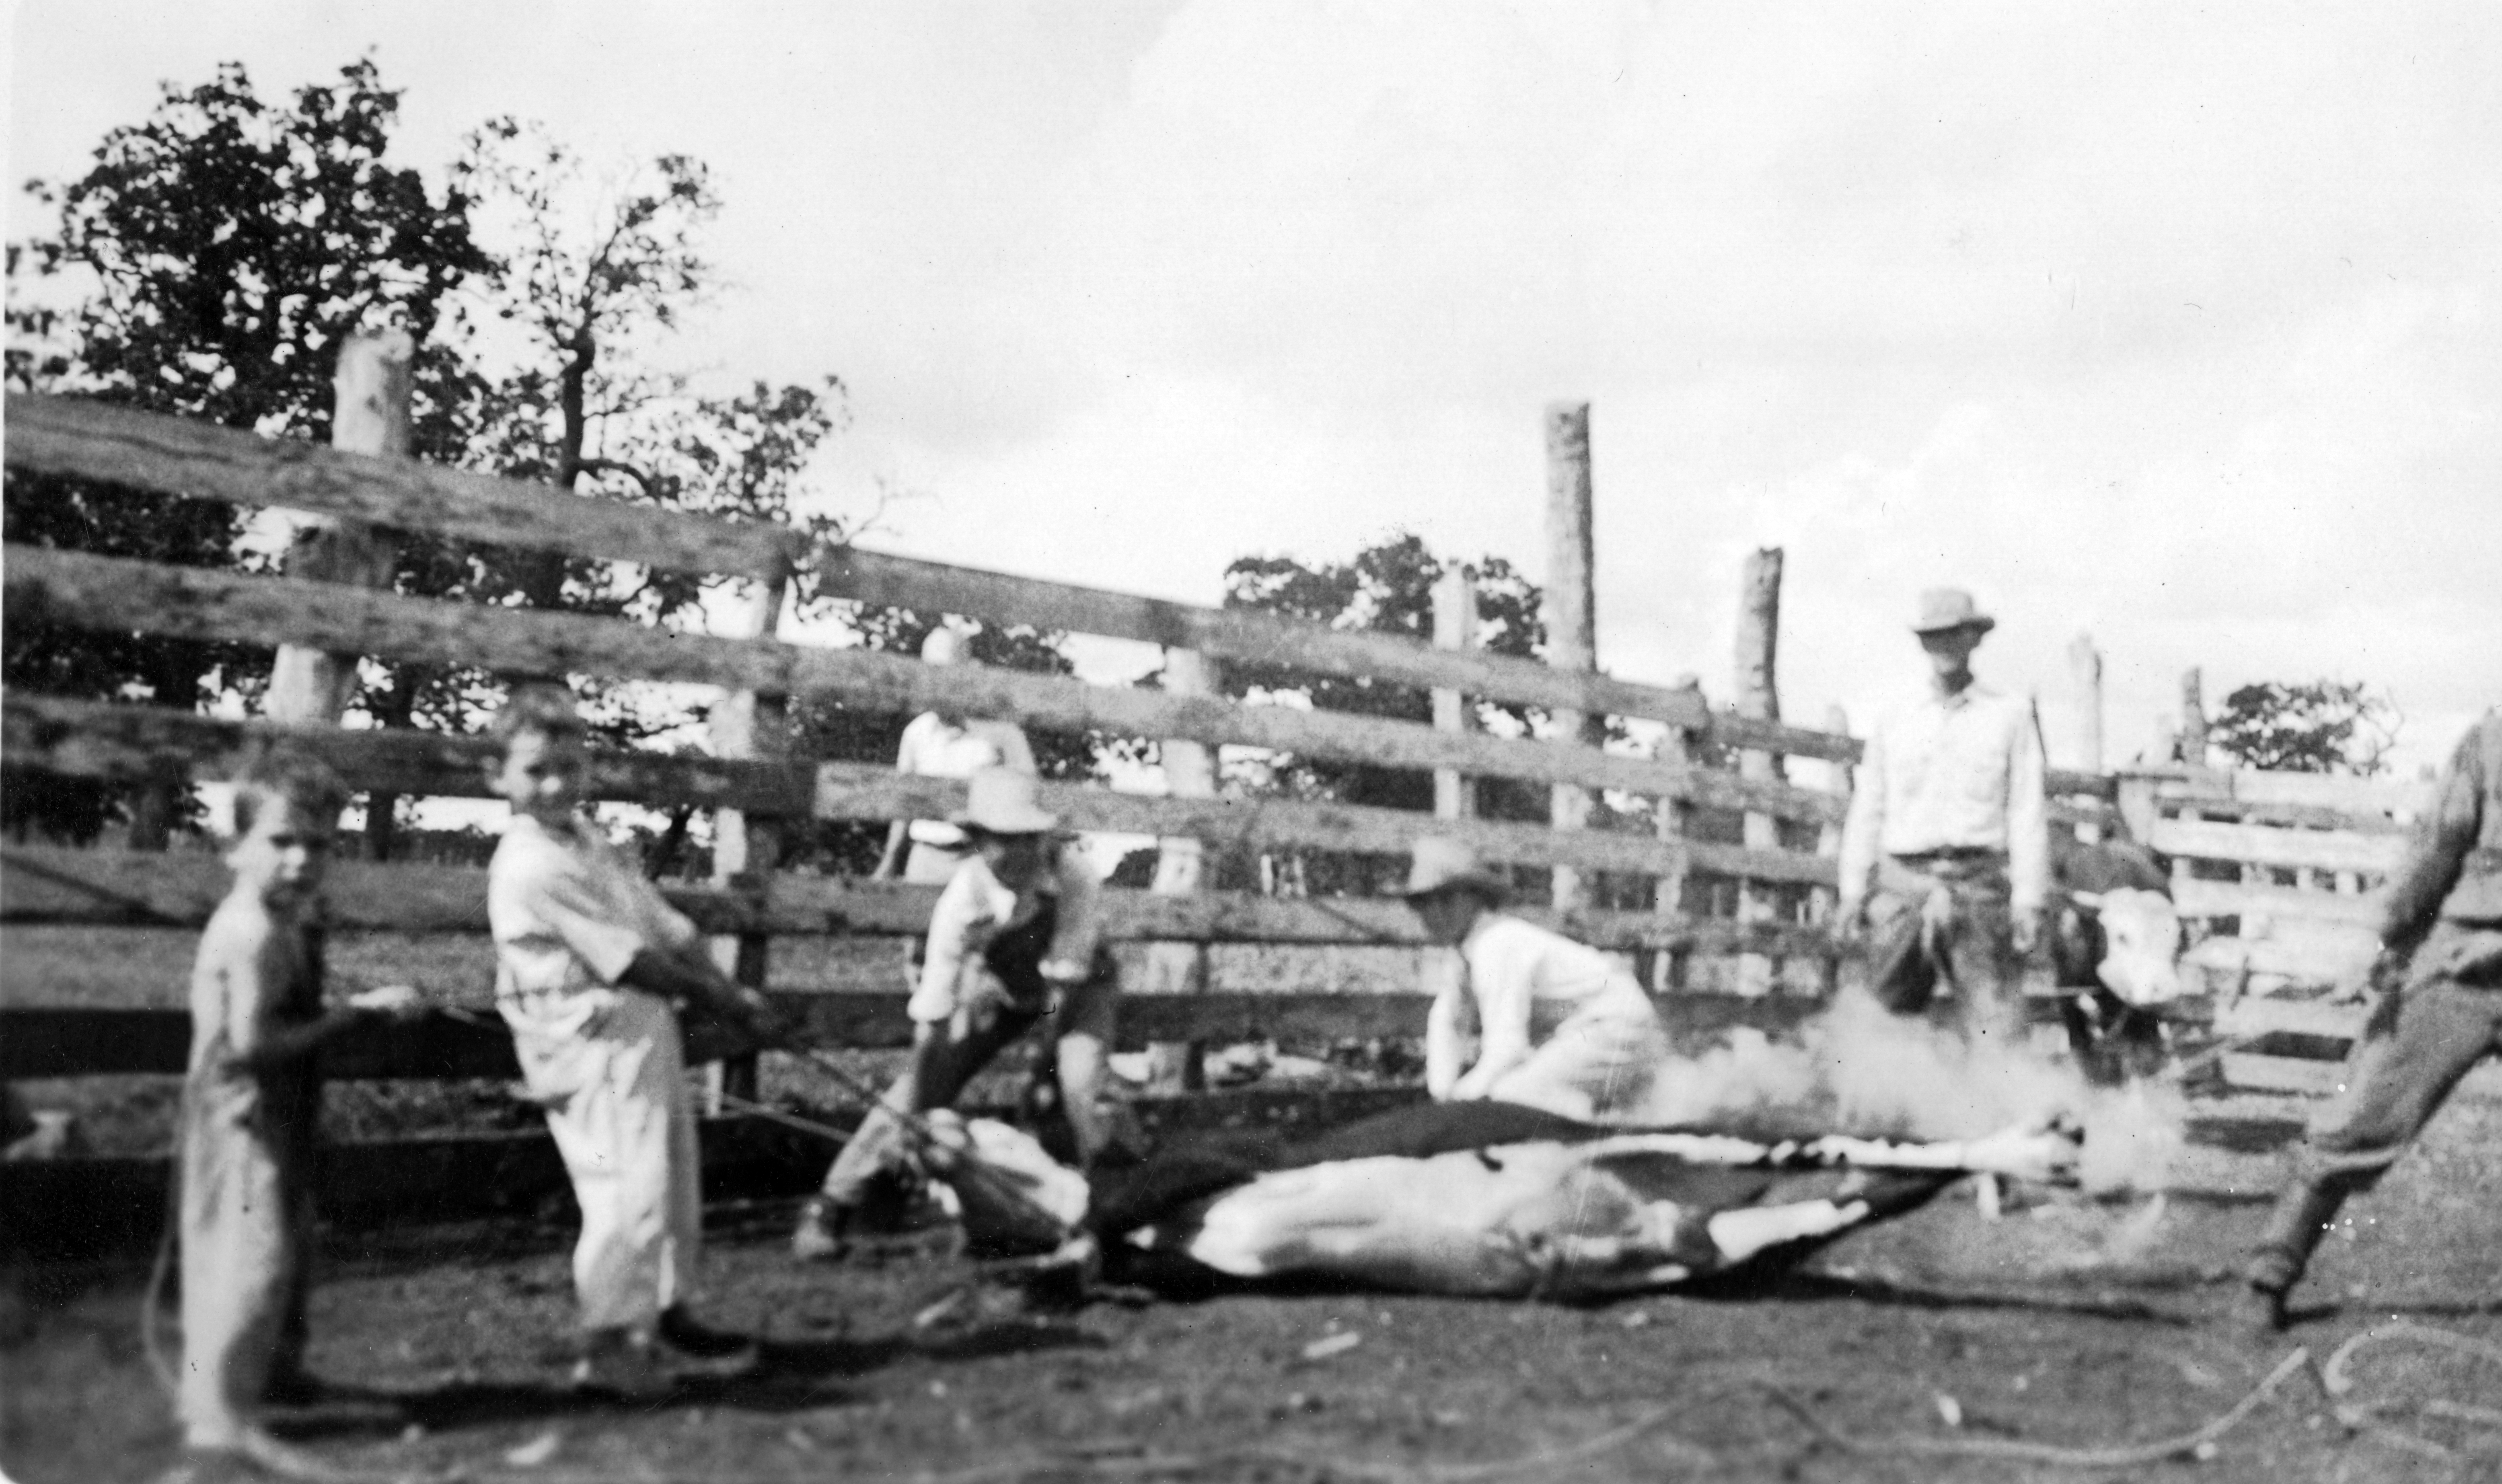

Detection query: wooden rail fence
xmin=6 ymin=384 xmax=2462 ymax=1248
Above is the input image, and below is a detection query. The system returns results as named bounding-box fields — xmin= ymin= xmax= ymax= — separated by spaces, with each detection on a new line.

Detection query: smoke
xmin=1637 ymin=990 xmax=2185 ymax=1194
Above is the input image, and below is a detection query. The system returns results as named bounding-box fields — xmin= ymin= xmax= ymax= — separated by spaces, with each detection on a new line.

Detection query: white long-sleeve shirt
xmin=1427 ymin=914 xmax=1657 ymax=1098
xmin=1836 ymin=682 xmax=2050 ymax=916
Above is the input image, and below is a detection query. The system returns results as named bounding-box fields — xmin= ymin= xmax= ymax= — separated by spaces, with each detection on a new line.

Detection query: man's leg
xmin=2243 ymin=974 xmax=2502 ymax=1326
xmin=1943 ymin=879 xmax=2023 ymax=1051
xmin=1861 ymin=885 xmax=1939 ymax=1017
xmin=1051 ymin=971 xmax=1120 ymax=1167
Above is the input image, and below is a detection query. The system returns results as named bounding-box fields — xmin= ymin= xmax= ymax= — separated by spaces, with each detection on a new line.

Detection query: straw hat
xmin=1910 ymin=587 xmax=1995 ymax=635
xmin=1395 ymin=837 xmax=1511 ymax=904
xmin=949 ymin=766 xmax=1059 ymax=836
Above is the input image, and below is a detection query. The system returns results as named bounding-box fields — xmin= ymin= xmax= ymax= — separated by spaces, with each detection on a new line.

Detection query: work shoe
xmin=568 ymin=1329 xmax=674 ymax=1402
xmin=656 ymin=1306 xmax=759 ymax=1371
xmin=791 ymin=1196 xmax=854 ymax=1262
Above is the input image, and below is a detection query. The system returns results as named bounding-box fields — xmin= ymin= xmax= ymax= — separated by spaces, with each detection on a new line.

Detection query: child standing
xmin=484 ymin=684 xmax=781 ymax=1396
xmin=177 ymin=749 xmax=419 ymax=1469
xmin=793 ymin=767 xmax=1118 ymax=1260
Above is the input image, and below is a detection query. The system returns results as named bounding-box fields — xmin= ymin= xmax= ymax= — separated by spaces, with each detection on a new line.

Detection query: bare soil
xmin=6 ymin=1099 xmax=2497 ymax=1484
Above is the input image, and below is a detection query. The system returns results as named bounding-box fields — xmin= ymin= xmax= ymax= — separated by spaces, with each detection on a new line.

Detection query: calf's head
xmin=2071 ymin=887 xmax=2183 ymax=1006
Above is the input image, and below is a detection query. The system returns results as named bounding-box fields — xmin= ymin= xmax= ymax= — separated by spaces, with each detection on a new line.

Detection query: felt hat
xmin=949 ymin=766 xmax=1059 ymax=836
xmin=1910 ymin=588 xmax=1996 ymax=635
xmin=1395 ymin=836 xmax=1511 ymax=904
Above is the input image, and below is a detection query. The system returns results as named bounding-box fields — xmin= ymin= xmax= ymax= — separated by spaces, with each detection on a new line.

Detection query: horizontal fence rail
xmin=0 ymin=845 xmax=1836 ymax=954
xmin=2 ymin=546 xmax=1854 ymax=825
xmin=9 ymin=391 xmax=1884 ymax=767
xmin=2 ymin=695 xmax=1839 ymax=886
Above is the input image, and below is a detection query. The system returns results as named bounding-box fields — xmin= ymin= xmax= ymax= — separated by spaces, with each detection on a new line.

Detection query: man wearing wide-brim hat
xmin=1834 ymin=588 xmax=2049 ymax=1047
xmin=795 ymin=766 xmax=1116 ymax=1259
xmin=1401 ymin=837 xmax=1672 ymax=1123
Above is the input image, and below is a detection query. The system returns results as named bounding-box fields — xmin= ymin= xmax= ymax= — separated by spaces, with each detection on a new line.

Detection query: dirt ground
xmin=6 ymin=1099 xmax=2498 ymax=1484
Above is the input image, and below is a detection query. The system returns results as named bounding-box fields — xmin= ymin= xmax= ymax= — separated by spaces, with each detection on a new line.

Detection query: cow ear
xmin=2069 ymin=889 xmax=2105 ymax=912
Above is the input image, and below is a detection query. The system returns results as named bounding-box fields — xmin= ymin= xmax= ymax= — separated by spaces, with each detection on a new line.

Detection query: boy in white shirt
xmin=875 ymin=627 xmax=1040 ymax=884
xmin=1405 ymin=837 xmax=1672 ymax=1124
xmin=794 ymin=767 xmax=1116 ymax=1259
xmin=485 ymin=684 xmax=784 ymax=1397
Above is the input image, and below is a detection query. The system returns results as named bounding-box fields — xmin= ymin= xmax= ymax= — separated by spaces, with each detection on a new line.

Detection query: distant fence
xmin=2 ymin=383 xmax=2466 ymax=1245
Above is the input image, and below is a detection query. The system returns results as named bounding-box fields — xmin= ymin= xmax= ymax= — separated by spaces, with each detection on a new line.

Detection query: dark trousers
xmin=1864 ymin=853 xmax=2023 ymax=1048
xmin=2247 ymin=921 xmax=2502 ymax=1294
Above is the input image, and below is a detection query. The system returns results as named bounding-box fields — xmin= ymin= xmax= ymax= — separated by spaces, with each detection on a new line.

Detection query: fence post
xmin=1651 ymin=691 xmax=1699 ymax=994
xmin=705 ymin=557 xmax=792 ymax=1110
xmin=2179 ymin=667 xmax=2208 ymax=766
xmin=1816 ymin=704 xmax=1853 ymax=997
xmin=1432 ymin=566 xmax=1477 ymax=822
xmin=2068 ymin=634 xmax=2103 ymax=775
xmin=1142 ymin=648 xmax=1217 ymax=1093
xmin=1544 ymin=402 xmax=1602 ymax=916
xmin=1731 ymin=548 xmax=1784 ymax=998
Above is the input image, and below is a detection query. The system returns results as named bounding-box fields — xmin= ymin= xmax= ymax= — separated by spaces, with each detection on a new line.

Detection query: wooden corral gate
xmin=0 ymin=360 xmax=2469 ymax=1244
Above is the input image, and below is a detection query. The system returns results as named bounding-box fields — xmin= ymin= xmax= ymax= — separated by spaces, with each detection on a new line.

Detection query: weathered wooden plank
xmin=4 ymin=391 xmax=796 ymax=579
xmin=4 ymin=395 xmax=1863 ymax=760
xmin=819 ymin=546 xmax=1859 ymax=764
xmin=2183 ymin=934 xmax=2376 ymax=987
xmin=3 ymin=693 xmax=1839 ymax=878
xmin=0 ymin=995 xmax=1446 ymax=1077
xmin=2220 ymin=769 xmax=2432 ymax=819
xmin=2170 ymin=878 xmax=2385 ymax=928
xmin=3 ymin=546 xmax=1850 ymax=824
xmin=0 ymin=845 xmax=1837 ymax=953
xmin=2148 ymin=817 xmax=2405 ymax=875
xmin=2221 ymin=1054 xmax=2344 ymax=1096
xmin=3 ymin=692 xmax=810 ymax=813
xmin=2214 ymin=997 xmax=2368 ymax=1041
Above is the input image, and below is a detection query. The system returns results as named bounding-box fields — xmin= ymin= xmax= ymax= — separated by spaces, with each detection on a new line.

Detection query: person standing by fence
xmin=483 ymin=684 xmax=781 ymax=1397
xmin=175 ymin=749 xmax=420 ymax=1472
xmin=1835 ymin=588 xmax=2049 ymax=1048
xmin=2241 ymin=707 xmax=2502 ymax=1335
xmin=875 ymin=626 xmax=1040 ymax=884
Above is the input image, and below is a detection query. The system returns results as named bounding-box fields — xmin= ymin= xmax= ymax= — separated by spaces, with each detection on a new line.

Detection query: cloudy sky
xmin=10 ymin=1 xmax=2498 ymax=775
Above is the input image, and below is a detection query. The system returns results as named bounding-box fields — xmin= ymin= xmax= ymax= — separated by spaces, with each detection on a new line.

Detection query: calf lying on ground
xmin=924 ymin=1101 xmax=2079 ymax=1301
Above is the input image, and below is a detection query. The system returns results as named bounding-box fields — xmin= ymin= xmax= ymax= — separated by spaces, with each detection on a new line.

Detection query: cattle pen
xmin=3 ymin=347 xmax=2497 ymax=1484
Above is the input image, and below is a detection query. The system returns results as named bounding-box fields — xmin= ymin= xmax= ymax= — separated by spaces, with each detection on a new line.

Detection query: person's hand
xmin=2011 ymin=909 xmax=2042 ymax=958
xmin=2366 ymin=945 xmax=2410 ymax=999
xmin=1037 ymin=957 xmax=1088 ymax=987
xmin=1832 ymin=898 xmax=1867 ymax=946
xmin=734 ymin=987 xmax=798 ymax=1046
xmin=348 ymin=984 xmax=424 ymax=1021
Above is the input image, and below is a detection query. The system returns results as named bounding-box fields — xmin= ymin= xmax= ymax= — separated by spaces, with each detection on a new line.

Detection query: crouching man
xmin=794 ymin=767 xmax=1119 ymax=1259
xmin=2241 ymin=708 xmax=2502 ymax=1335
xmin=1404 ymin=837 xmax=1673 ymax=1124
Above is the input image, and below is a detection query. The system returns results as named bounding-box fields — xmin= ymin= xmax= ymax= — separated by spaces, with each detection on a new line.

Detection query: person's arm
xmin=615 ymin=946 xmax=792 ymax=1045
xmin=1039 ymin=841 xmax=1104 ymax=983
xmin=2377 ymin=721 xmax=2489 ymax=958
xmin=2007 ymin=698 xmax=2052 ymax=950
xmin=1423 ymin=962 xmax=1469 ymax=1100
xmin=1835 ymin=719 xmax=1887 ymax=933
xmin=906 ymin=870 xmax=983 ymax=1027
xmin=1447 ymin=931 xmax=1532 ymax=1101
xmin=873 ymin=820 xmax=911 ymax=881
